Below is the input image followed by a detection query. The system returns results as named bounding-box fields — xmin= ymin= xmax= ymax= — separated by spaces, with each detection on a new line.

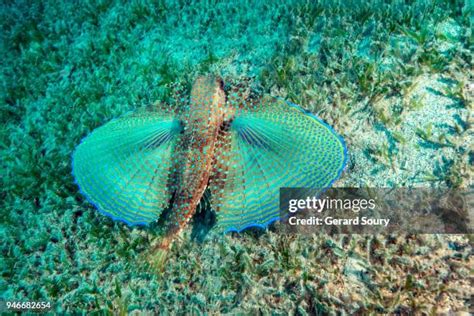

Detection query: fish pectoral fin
xmin=209 ymin=97 xmax=347 ymax=232
xmin=72 ymin=110 xmax=182 ymax=225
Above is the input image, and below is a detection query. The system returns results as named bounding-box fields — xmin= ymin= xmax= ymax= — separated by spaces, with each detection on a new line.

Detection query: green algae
xmin=1 ymin=0 xmax=472 ymax=314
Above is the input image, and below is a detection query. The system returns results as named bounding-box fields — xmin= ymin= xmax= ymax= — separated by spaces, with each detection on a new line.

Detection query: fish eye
xmin=177 ymin=120 xmax=186 ymax=133
xmin=220 ymin=119 xmax=233 ymax=132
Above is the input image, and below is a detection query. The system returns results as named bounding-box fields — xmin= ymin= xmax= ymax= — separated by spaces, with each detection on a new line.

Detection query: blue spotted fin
xmin=209 ymin=96 xmax=347 ymax=232
xmin=72 ymin=110 xmax=182 ymax=225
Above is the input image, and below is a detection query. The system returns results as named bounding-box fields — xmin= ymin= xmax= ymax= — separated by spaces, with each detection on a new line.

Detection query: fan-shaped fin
xmin=209 ymin=97 xmax=347 ymax=232
xmin=72 ymin=110 xmax=182 ymax=225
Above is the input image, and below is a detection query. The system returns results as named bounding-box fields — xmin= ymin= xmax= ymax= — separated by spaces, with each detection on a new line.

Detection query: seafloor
xmin=1 ymin=0 xmax=472 ymax=314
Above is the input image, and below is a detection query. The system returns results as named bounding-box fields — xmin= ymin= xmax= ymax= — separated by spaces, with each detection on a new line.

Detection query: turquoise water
xmin=1 ymin=0 xmax=472 ymax=313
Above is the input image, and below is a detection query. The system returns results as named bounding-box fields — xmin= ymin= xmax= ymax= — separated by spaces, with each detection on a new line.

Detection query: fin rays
xmin=72 ymin=111 xmax=181 ymax=225
xmin=210 ymin=98 xmax=347 ymax=232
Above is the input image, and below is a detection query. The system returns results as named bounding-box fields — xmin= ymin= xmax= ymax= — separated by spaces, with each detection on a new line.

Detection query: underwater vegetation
xmin=1 ymin=0 xmax=472 ymax=314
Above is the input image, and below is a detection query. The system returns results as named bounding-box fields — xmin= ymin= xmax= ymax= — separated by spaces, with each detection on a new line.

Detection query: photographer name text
xmin=288 ymin=216 xmax=390 ymax=227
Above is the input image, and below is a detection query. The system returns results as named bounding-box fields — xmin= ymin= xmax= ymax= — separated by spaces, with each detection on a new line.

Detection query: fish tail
xmin=148 ymin=204 xmax=195 ymax=271
xmin=148 ymin=235 xmax=174 ymax=271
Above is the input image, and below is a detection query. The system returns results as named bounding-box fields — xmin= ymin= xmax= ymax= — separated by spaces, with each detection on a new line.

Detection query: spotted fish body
xmin=72 ymin=76 xmax=347 ymax=247
xmin=168 ymin=77 xmax=230 ymax=235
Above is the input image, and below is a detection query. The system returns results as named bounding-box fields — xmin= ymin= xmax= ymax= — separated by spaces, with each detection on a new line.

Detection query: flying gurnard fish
xmin=72 ymin=76 xmax=347 ymax=268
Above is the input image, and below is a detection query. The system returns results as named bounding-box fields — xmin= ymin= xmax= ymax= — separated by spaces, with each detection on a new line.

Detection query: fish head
xmin=186 ymin=76 xmax=230 ymax=131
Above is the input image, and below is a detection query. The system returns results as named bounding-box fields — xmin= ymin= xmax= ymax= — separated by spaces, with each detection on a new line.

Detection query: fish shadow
xmin=191 ymin=203 xmax=217 ymax=243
